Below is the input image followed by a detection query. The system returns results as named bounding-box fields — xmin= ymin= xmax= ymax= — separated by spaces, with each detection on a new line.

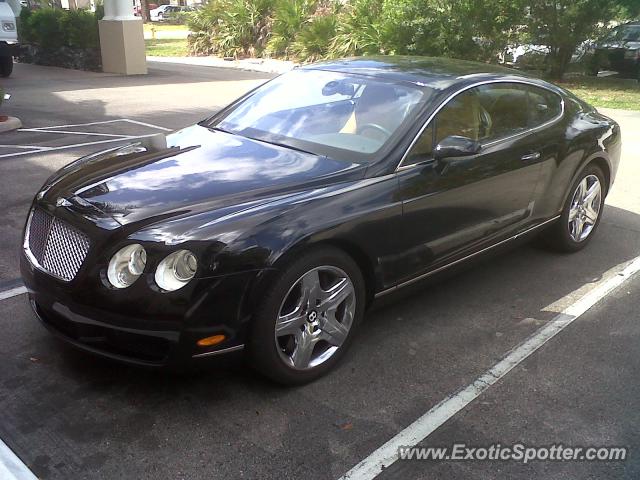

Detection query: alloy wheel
xmin=568 ymin=174 xmax=602 ymax=242
xmin=275 ymin=266 xmax=356 ymax=370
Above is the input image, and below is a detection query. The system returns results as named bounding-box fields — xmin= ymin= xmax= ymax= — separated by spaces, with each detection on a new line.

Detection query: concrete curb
xmin=0 ymin=117 xmax=22 ymax=133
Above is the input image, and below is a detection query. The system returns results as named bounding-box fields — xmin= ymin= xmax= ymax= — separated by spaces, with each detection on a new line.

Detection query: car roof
xmin=302 ymin=56 xmax=543 ymax=91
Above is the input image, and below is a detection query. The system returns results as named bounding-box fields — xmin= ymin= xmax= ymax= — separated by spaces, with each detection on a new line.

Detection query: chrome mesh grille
xmin=26 ymin=209 xmax=90 ymax=281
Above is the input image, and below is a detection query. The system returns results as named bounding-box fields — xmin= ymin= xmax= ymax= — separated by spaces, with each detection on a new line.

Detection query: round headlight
xmin=107 ymin=244 xmax=147 ymax=289
xmin=155 ymin=250 xmax=197 ymax=291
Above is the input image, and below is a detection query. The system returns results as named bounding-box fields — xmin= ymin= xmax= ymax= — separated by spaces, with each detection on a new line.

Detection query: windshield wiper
xmin=205 ymin=125 xmax=233 ymax=134
xmin=249 ymin=137 xmax=317 ymax=156
xmin=204 ymin=124 xmax=317 ymax=156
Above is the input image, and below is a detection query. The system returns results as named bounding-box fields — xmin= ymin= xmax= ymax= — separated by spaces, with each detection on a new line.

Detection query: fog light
xmin=197 ymin=334 xmax=226 ymax=347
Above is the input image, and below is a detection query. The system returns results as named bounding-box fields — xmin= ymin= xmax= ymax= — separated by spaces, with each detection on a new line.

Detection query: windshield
xmin=210 ymin=69 xmax=429 ymax=163
xmin=605 ymin=24 xmax=640 ymax=42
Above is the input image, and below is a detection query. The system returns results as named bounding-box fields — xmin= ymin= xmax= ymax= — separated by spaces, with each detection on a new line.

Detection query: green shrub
xmin=18 ymin=7 xmax=100 ymax=50
xmin=267 ymin=0 xmax=315 ymax=58
xmin=329 ymin=0 xmax=385 ymax=57
xmin=188 ymin=0 xmax=275 ymax=57
xmin=183 ymin=0 xmax=526 ymax=64
xmin=186 ymin=2 xmax=220 ymax=55
xmin=60 ymin=9 xmax=99 ymax=48
xmin=291 ymin=13 xmax=336 ymax=61
xmin=18 ymin=7 xmax=34 ymax=44
xmin=95 ymin=3 xmax=104 ymax=21
xmin=26 ymin=8 xmax=65 ymax=49
xmin=168 ymin=10 xmax=192 ymax=25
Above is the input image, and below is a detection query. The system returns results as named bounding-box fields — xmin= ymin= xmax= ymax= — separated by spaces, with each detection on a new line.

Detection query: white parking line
xmin=339 ymin=255 xmax=640 ymax=480
xmin=24 ymin=119 xmax=126 ymax=130
xmin=0 ymin=119 xmax=173 ymax=160
xmin=0 ymin=145 xmax=52 ymax=151
xmin=0 ymin=285 xmax=27 ymax=301
xmin=0 ymin=439 xmax=37 ymax=480
xmin=18 ymin=128 xmax=135 ymax=138
xmin=0 ymin=133 xmax=160 ymax=159
xmin=122 ymin=118 xmax=173 ymax=132
xmin=24 ymin=118 xmax=171 ymax=131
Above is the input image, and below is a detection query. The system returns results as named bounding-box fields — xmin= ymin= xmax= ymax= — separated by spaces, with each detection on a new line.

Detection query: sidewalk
xmin=146 ymin=55 xmax=297 ymax=74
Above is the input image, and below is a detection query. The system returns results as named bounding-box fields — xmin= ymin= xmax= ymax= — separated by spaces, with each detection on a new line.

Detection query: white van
xmin=0 ymin=0 xmax=19 ymax=77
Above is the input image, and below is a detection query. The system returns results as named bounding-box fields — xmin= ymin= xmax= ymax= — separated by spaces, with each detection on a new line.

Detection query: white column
xmin=103 ymin=0 xmax=137 ymax=20
xmin=99 ymin=0 xmax=147 ymax=75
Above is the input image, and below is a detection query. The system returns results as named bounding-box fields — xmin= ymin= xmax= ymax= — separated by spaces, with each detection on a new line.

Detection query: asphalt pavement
xmin=0 ymin=62 xmax=639 ymax=479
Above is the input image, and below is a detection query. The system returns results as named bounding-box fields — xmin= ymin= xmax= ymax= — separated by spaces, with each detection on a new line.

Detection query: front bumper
xmin=21 ymin=253 xmax=260 ymax=367
xmin=0 ymin=41 xmax=19 ymax=57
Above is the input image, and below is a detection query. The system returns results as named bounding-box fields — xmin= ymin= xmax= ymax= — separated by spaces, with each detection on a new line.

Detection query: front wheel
xmin=0 ymin=56 xmax=13 ymax=77
xmin=247 ymin=247 xmax=365 ymax=385
xmin=543 ymin=164 xmax=606 ymax=252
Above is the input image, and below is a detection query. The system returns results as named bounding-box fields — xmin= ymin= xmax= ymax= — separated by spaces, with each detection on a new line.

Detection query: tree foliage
xmin=187 ymin=0 xmax=639 ymax=78
xmin=525 ymin=0 xmax=633 ymax=78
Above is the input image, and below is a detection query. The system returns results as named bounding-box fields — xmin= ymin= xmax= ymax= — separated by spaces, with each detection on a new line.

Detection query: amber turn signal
xmin=197 ymin=334 xmax=226 ymax=347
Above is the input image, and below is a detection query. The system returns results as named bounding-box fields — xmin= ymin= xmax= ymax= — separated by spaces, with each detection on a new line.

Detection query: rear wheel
xmin=0 ymin=56 xmax=13 ymax=78
xmin=247 ymin=247 xmax=365 ymax=385
xmin=543 ymin=164 xmax=606 ymax=252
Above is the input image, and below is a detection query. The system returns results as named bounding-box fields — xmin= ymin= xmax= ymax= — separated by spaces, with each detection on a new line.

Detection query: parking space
xmin=0 ymin=62 xmax=639 ymax=479
xmin=0 ymin=119 xmax=171 ymax=160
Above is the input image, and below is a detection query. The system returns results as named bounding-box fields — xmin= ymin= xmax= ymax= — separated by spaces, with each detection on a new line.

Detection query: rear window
xmin=526 ymin=85 xmax=563 ymax=127
xmin=605 ymin=24 xmax=640 ymax=42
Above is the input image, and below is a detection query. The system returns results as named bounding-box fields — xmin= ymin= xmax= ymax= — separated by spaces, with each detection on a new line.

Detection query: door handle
xmin=521 ymin=152 xmax=541 ymax=162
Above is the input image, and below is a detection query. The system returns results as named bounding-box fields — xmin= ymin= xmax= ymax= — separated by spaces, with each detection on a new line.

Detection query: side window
xmin=475 ymin=84 xmax=529 ymax=142
xmin=433 ymin=90 xmax=486 ymax=144
xmin=406 ymin=124 xmax=434 ymax=163
xmin=404 ymin=89 xmax=486 ymax=165
xmin=403 ymin=83 xmax=561 ymax=167
xmin=526 ymin=86 xmax=562 ymax=127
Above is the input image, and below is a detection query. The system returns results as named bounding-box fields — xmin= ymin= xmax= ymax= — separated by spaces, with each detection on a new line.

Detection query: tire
xmin=247 ymin=246 xmax=366 ymax=385
xmin=0 ymin=56 xmax=13 ymax=78
xmin=543 ymin=164 xmax=606 ymax=253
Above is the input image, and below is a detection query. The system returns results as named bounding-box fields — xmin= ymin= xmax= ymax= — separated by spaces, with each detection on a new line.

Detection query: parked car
xmin=149 ymin=4 xmax=182 ymax=21
xmin=133 ymin=3 xmax=158 ymax=16
xmin=512 ymin=44 xmax=550 ymax=71
xmin=588 ymin=21 xmax=640 ymax=78
xmin=21 ymin=57 xmax=621 ymax=384
xmin=0 ymin=0 xmax=18 ymax=77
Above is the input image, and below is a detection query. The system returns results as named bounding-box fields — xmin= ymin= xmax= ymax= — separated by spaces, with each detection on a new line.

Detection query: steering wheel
xmin=358 ymin=123 xmax=392 ymax=139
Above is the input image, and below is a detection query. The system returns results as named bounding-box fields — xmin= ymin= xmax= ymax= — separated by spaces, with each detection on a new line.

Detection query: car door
xmin=393 ymin=82 xmax=549 ymax=281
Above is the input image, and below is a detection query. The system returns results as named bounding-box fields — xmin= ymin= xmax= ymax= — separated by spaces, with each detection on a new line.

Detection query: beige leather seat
xmin=434 ymin=92 xmax=484 ymax=144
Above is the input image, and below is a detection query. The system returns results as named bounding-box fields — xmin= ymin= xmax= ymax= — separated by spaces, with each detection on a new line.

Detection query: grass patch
xmin=559 ymin=76 xmax=640 ymax=111
xmin=145 ymin=38 xmax=188 ymax=57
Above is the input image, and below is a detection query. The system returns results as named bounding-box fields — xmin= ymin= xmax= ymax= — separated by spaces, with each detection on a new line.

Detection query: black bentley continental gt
xmin=21 ymin=57 xmax=621 ymax=384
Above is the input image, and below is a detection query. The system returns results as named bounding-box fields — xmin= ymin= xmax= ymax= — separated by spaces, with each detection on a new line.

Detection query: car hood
xmin=41 ymin=124 xmax=365 ymax=228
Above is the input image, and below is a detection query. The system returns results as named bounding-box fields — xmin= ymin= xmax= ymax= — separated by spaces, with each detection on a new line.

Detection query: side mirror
xmin=433 ymin=135 xmax=481 ymax=161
